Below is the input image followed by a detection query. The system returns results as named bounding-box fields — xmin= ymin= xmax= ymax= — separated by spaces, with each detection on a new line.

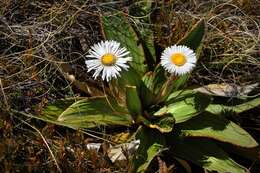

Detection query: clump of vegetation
xmin=0 ymin=0 xmax=260 ymax=172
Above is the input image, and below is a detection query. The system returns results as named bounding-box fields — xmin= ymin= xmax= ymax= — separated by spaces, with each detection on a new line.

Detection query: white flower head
xmin=160 ymin=45 xmax=197 ymax=75
xmin=85 ymin=40 xmax=132 ymax=81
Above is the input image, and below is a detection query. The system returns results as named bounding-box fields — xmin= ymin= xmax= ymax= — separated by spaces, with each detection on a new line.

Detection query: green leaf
xmin=42 ymin=99 xmax=76 ymax=117
xmin=137 ymin=31 xmax=156 ymax=71
xmin=178 ymin=19 xmax=205 ymax=51
xmin=118 ymin=68 xmax=142 ymax=88
xmin=119 ymin=68 xmax=155 ymax=108
xmin=171 ymin=74 xmax=190 ymax=92
xmin=172 ymin=138 xmax=248 ymax=173
xmin=126 ymin=85 xmax=143 ymax=123
xmin=154 ymin=92 xmax=211 ymax=123
xmin=166 ymin=89 xmax=196 ymax=103
xmin=129 ymin=3 xmax=156 ymax=70
xmin=129 ymin=1 xmax=156 ymax=70
xmin=206 ymin=97 xmax=260 ymax=115
xmin=139 ymin=84 xmax=155 ymax=109
xmin=150 ymin=74 xmax=195 ymax=104
xmin=178 ymin=113 xmax=258 ymax=148
xmin=101 ymin=13 xmax=146 ymax=74
xmin=131 ymin=126 xmax=166 ymax=173
xmin=26 ymin=97 xmax=132 ymax=129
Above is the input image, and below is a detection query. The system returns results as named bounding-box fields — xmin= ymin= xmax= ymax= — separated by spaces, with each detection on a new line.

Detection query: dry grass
xmin=0 ymin=0 xmax=260 ymax=172
xmin=0 ymin=0 xmax=103 ymax=110
xmin=182 ymin=0 xmax=260 ymax=85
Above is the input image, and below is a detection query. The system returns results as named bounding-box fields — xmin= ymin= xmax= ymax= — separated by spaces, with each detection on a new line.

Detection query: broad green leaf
xmin=42 ymin=99 xmax=76 ymax=117
xmin=171 ymin=74 xmax=190 ymax=92
xmin=139 ymin=83 xmax=155 ymax=109
xmin=178 ymin=113 xmax=258 ymax=148
xmin=166 ymin=89 xmax=196 ymax=103
xmin=154 ymin=92 xmax=211 ymax=123
xmin=24 ymin=97 xmax=132 ymax=129
xmin=129 ymin=2 xmax=156 ymax=70
xmin=119 ymin=68 xmax=154 ymax=108
xmin=155 ymin=76 xmax=192 ymax=104
xmin=178 ymin=19 xmax=205 ymax=51
xmin=118 ymin=68 xmax=142 ymax=88
xmin=101 ymin=13 xmax=146 ymax=74
xmin=206 ymin=97 xmax=260 ymax=115
xmin=131 ymin=126 xmax=166 ymax=173
xmin=126 ymin=85 xmax=143 ymax=123
xmin=172 ymin=138 xmax=248 ymax=173
xmin=137 ymin=31 xmax=156 ymax=71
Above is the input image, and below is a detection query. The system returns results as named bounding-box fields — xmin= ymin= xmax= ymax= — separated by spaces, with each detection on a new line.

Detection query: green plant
xmin=16 ymin=4 xmax=260 ymax=173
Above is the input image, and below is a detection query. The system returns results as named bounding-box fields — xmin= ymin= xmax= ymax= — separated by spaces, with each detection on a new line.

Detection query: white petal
xmin=93 ymin=66 xmax=104 ymax=79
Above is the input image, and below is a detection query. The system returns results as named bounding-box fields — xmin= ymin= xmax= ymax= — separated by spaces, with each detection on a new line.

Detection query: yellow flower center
xmin=101 ymin=53 xmax=117 ymax=66
xmin=171 ymin=53 xmax=187 ymax=66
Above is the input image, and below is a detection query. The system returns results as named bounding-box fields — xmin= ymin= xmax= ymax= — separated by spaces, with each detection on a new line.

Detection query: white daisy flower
xmin=85 ymin=40 xmax=132 ymax=82
xmin=160 ymin=45 xmax=197 ymax=75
